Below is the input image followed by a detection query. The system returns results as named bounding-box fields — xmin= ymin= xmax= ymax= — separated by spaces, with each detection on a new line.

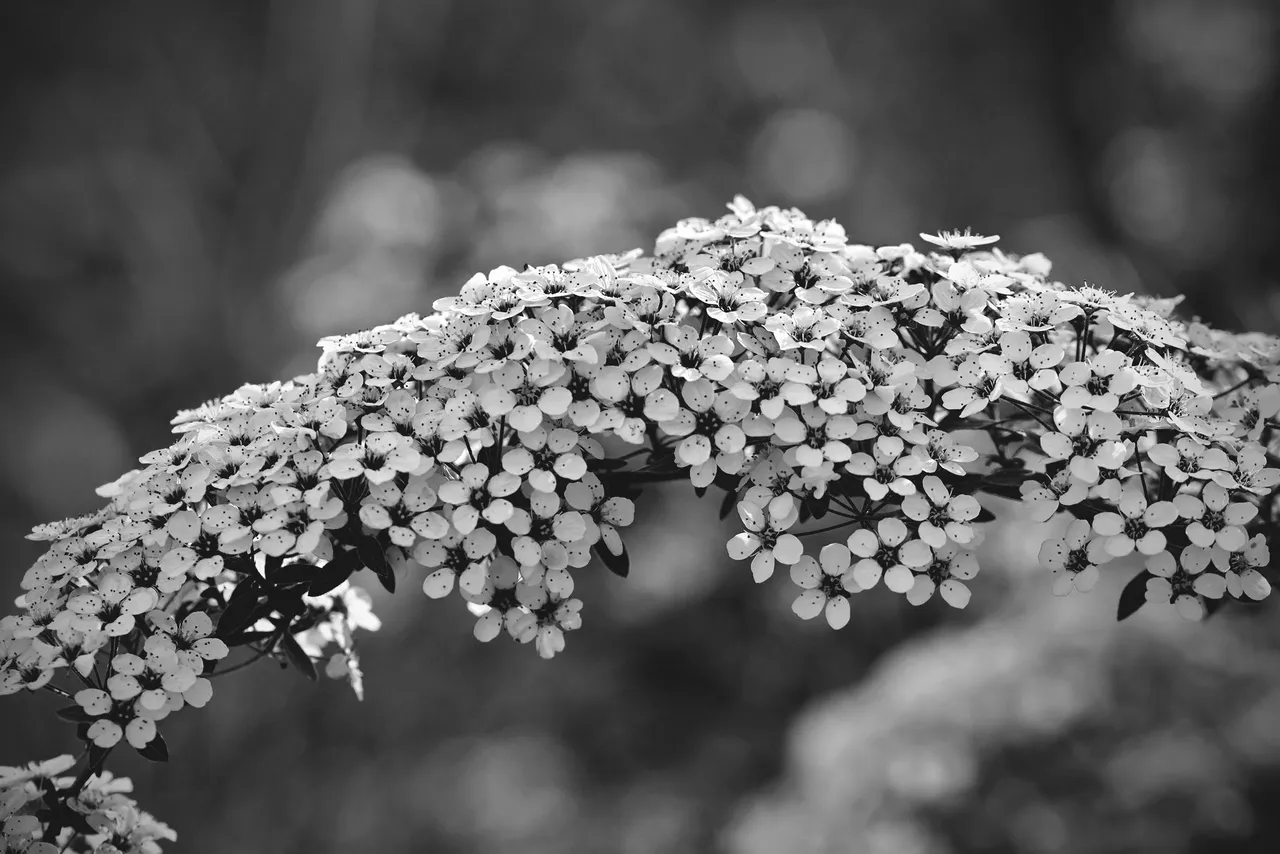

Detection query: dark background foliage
xmin=4 ymin=2 xmax=1280 ymax=852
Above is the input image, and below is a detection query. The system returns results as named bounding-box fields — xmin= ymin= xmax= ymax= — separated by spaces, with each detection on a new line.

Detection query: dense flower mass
xmin=5 ymin=197 xmax=1280 ymax=849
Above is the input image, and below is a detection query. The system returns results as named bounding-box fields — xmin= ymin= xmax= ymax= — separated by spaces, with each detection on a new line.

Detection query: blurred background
xmin=4 ymin=1 xmax=1280 ymax=852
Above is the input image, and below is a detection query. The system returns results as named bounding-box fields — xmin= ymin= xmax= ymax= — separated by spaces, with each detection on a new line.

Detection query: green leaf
xmin=137 ymin=732 xmax=169 ymax=763
xmin=1117 ymin=570 xmax=1152 ymax=621
xmin=281 ymin=634 xmax=318 ymax=682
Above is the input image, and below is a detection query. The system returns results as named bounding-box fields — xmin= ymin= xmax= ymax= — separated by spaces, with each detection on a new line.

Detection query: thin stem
xmin=1213 ymin=376 xmax=1254 ymax=400
xmin=208 ymin=645 xmax=273 ymax=679
xmin=1132 ymin=444 xmax=1151 ymax=504
xmin=796 ymin=519 xmax=856 ymax=537
xmin=1006 ymin=398 xmax=1055 ymax=433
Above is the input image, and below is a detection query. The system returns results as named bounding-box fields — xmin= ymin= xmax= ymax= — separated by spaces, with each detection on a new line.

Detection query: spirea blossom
xmin=6 ymin=196 xmax=1280 ymax=850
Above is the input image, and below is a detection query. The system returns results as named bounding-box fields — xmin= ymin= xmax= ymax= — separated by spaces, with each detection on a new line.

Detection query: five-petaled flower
xmin=1091 ymin=484 xmax=1179 ymax=557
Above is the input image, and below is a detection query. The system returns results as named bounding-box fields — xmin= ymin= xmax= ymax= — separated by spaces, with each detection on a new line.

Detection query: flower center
xmin=1123 ymin=517 xmax=1148 ymax=541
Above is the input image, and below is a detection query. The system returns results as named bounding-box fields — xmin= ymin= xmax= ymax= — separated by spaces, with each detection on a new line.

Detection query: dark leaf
xmin=281 ymin=634 xmax=318 ymax=682
xmin=1203 ymin=594 xmax=1229 ymax=620
xmin=63 ymin=804 xmax=97 ymax=836
xmin=1064 ymin=501 xmax=1105 ymax=524
xmin=977 ymin=481 xmax=1025 ymax=502
xmin=595 ymin=542 xmax=630 ymax=578
xmin=229 ymin=552 xmax=267 ymax=584
xmin=216 ymin=579 xmax=262 ymax=638
xmin=718 ymin=487 xmax=737 ymax=520
xmin=356 ymin=537 xmax=396 ymax=594
xmin=137 ymin=732 xmax=169 ymax=763
xmin=288 ymin=613 xmax=319 ymax=634
xmin=87 ymin=743 xmax=110 ymax=771
xmin=226 ymin=629 xmax=279 ymax=647
xmin=266 ymin=586 xmax=306 ymax=620
xmin=1117 ymin=570 xmax=1152 ymax=621
xmin=712 ymin=468 xmax=742 ymax=491
xmin=40 ymin=777 xmax=60 ymax=808
xmin=307 ymin=550 xmax=359 ymax=597
xmin=693 ymin=484 xmax=707 ymax=500
xmin=807 ymin=492 xmax=830 ymax=520
xmin=974 ymin=506 xmax=997 ymax=524
xmin=56 ymin=705 xmax=94 ymax=723
xmin=269 ymin=562 xmax=319 ymax=587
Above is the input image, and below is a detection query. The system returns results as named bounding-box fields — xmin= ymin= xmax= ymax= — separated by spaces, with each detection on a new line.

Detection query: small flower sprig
xmin=4 ymin=197 xmax=1280 ymax=849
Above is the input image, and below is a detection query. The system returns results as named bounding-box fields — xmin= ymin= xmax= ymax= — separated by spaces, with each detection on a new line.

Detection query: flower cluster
xmin=5 ymin=197 xmax=1280 ymax=849
xmin=1 ymin=755 xmax=174 ymax=854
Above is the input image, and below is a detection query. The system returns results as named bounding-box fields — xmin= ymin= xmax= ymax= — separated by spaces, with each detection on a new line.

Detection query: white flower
xmin=501 ymin=426 xmax=588 ymax=493
xmin=647 ymin=326 xmax=734 ymax=382
xmin=1057 ymin=350 xmax=1136 ymax=412
xmin=997 ymin=292 xmax=1081 ymax=332
xmin=565 ymin=474 xmax=634 ymax=558
xmin=789 ymin=544 xmax=858 ymax=629
xmin=1147 ymin=436 xmax=1232 ymax=484
xmin=1172 ymin=482 xmax=1256 ymax=551
xmin=688 ymin=270 xmax=769 ymax=325
xmin=940 ymin=357 xmax=1005 ymax=418
xmin=1039 ymin=407 xmax=1128 ymax=485
xmin=1146 ymin=546 xmax=1225 ymax=621
xmin=978 ymin=330 xmax=1063 ymax=399
xmin=145 ymin=611 xmax=229 ymax=672
xmin=919 ymin=228 xmax=999 ymax=252
xmin=900 ymin=476 xmax=981 ymax=547
xmin=847 ymin=518 xmax=932 ymax=593
xmin=911 ymin=431 xmax=978 ymax=476
xmin=1020 ymin=469 xmax=1089 ymax=522
xmin=1213 ymin=533 xmax=1271 ymax=601
xmin=1037 ymin=519 xmax=1110 ymax=596
xmin=905 ymin=542 xmax=978 ymax=608
xmin=1091 ymin=484 xmax=1179 ymax=557
xmin=415 ymin=532 xmax=491 ymax=598
xmin=657 ymin=379 xmax=750 ymax=485
xmin=507 ymin=492 xmax=587 ymax=571
xmin=726 ymin=494 xmax=802 ymax=582
xmin=464 ymin=555 xmax=522 ymax=642
xmin=765 ymin=305 xmax=842 ymax=351
xmin=65 ymin=572 xmax=158 ymax=637
xmin=1215 ymin=444 xmax=1280 ymax=495
xmin=436 ymin=463 xmax=522 ymax=534
xmin=844 ymin=438 xmax=923 ymax=501
xmin=326 ymin=432 xmax=422 ymax=484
